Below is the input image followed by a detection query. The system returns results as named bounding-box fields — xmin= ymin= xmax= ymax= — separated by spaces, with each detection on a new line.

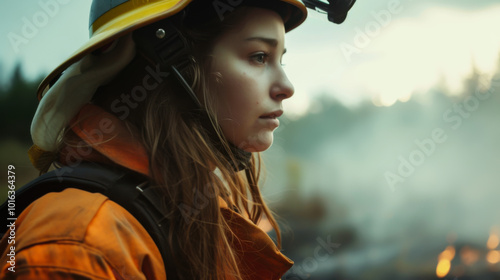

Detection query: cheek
xmin=217 ymin=65 xmax=260 ymax=120
xmin=214 ymin=65 xmax=265 ymax=147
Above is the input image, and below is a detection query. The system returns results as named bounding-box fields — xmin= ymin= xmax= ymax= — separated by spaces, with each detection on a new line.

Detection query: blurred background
xmin=1 ymin=1 xmax=500 ymax=279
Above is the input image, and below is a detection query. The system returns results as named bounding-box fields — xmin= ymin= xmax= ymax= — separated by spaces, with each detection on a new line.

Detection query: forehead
xmin=218 ymin=7 xmax=286 ymax=42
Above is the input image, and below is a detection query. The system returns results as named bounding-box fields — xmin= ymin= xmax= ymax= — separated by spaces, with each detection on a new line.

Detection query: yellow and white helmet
xmin=37 ymin=0 xmax=308 ymax=99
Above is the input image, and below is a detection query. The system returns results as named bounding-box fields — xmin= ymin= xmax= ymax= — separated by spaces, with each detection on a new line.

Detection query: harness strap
xmin=0 ymin=162 xmax=178 ymax=279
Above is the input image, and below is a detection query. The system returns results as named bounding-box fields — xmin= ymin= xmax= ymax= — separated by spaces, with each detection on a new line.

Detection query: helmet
xmin=37 ymin=0 xmax=308 ymax=99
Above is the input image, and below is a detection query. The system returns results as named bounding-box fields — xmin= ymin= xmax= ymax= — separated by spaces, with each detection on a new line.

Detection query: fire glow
xmin=436 ymin=246 xmax=455 ymax=278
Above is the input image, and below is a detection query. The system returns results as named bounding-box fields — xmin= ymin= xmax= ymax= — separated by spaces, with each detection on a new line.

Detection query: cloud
xmin=347 ymin=5 xmax=500 ymax=106
xmin=285 ymin=3 xmax=500 ymax=113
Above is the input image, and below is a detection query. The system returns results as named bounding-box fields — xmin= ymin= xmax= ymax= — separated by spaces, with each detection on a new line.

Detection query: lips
xmin=259 ymin=110 xmax=283 ymax=119
xmin=259 ymin=110 xmax=283 ymax=129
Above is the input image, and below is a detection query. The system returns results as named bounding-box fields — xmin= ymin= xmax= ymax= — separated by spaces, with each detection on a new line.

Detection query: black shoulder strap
xmin=0 ymin=162 xmax=178 ymax=279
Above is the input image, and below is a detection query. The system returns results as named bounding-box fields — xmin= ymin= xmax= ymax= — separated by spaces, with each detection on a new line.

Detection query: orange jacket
xmin=0 ymin=105 xmax=293 ymax=279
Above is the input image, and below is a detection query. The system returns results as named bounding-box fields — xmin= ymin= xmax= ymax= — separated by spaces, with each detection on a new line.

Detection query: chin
xmin=236 ymin=132 xmax=274 ymax=153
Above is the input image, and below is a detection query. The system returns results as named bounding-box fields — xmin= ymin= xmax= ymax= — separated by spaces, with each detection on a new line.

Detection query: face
xmin=210 ymin=7 xmax=295 ymax=152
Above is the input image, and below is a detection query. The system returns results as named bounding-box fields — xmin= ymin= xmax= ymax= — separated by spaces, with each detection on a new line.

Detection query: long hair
xmin=59 ymin=6 xmax=283 ymax=280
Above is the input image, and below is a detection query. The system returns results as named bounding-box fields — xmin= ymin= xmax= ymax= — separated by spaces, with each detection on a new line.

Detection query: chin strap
xmin=170 ymin=66 xmax=252 ymax=171
xmin=229 ymin=144 xmax=253 ymax=171
xmin=170 ymin=64 xmax=252 ymax=171
xmin=134 ymin=19 xmax=252 ymax=171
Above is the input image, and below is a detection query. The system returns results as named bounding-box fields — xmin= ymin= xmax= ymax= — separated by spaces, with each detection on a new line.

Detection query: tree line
xmin=0 ymin=64 xmax=42 ymax=144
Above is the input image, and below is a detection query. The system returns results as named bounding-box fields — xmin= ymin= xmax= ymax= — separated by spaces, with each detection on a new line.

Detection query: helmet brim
xmin=37 ymin=0 xmax=307 ymax=99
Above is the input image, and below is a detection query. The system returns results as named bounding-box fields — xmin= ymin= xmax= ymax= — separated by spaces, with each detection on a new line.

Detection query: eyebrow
xmin=244 ymin=37 xmax=287 ymax=55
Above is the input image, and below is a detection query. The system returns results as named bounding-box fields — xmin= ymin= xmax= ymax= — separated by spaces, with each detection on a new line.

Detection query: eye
xmin=280 ymin=53 xmax=287 ymax=67
xmin=250 ymin=52 xmax=269 ymax=64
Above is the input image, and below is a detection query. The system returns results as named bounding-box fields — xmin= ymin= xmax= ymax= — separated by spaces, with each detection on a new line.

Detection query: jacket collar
xmin=70 ymin=104 xmax=149 ymax=176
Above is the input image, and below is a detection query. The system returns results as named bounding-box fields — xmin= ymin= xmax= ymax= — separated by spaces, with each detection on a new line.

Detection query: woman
xmin=0 ymin=0 xmax=307 ymax=279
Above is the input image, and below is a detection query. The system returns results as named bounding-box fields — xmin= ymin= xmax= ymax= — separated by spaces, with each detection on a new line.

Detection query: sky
xmin=1 ymin=0 xmax=500 ymax=117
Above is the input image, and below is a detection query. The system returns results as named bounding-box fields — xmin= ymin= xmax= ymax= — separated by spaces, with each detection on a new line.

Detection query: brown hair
xmin=59 ymin=6 xmax=283 ymax=280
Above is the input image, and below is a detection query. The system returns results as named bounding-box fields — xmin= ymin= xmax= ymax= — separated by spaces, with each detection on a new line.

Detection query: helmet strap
xmin=133 ymin=19 xmax=252 ymax=171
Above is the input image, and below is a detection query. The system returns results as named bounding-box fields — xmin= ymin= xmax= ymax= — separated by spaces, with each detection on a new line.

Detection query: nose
xmin=270 ymin=67 xmax=294 ymax=101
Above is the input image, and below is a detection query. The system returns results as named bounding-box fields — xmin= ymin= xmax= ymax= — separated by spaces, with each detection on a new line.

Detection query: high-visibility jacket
xmin=0 ymin=105 xmax=293 ymax=279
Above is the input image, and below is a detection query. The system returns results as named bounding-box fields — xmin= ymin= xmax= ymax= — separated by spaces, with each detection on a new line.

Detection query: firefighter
xmin=0 ymin=0 xmax=354 ymax=279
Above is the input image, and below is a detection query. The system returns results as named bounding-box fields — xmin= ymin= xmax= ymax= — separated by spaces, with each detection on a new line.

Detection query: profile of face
xmin=210 ymin=7 xmax=295 ymax=152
